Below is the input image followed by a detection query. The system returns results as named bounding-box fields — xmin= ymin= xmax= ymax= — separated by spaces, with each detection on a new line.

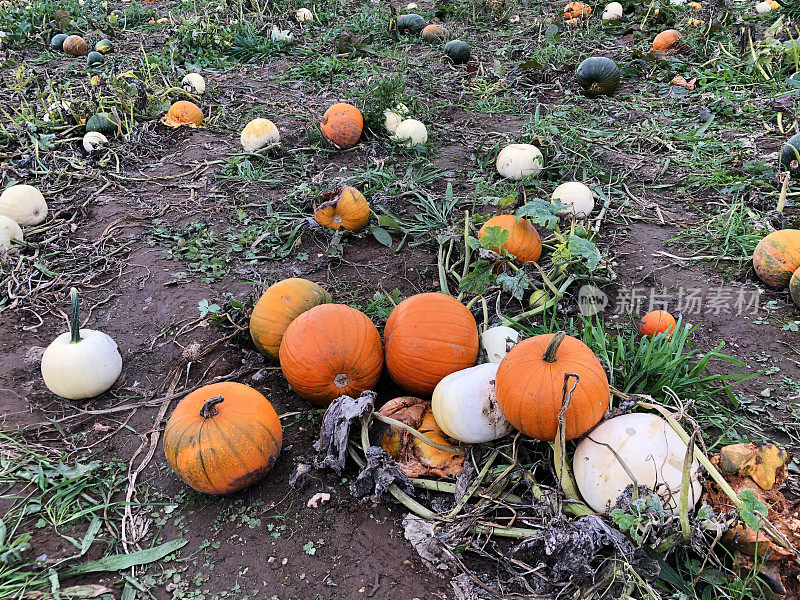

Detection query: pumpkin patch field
xmin=4 ymin=0 xmax=800 ymax=598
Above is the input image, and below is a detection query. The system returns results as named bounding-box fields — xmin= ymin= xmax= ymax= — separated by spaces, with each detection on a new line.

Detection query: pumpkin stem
xmin=200 ymin=396 xmax=224 ymax=418
xmin=542 ymin=331 xmax=567 ymax=363
xmin=69 ymin=287 xmax=82 ymax=344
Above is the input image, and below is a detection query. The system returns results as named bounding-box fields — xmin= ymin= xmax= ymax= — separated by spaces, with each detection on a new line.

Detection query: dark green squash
xmin=397 ymin=14 xmax=426 ymax=35
xmin=444 ymin=40 xmax=471 ymax=65
xmin=86 ymin=51 xmax=104 ymax=67
xmin=86 ymin=112 xmax=119 ymax=136
xmin=780 ymin=133 xmax=800 ymax=178
xmin=95 ymin=39 xmax=113 ymax=54
xmin=50 ymin=33 xmax=69 ymax=51
xmin=575 ymin=56 xmax=620 ymax=98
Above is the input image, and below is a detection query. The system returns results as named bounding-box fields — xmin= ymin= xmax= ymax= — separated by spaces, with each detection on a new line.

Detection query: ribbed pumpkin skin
xmin=314 ymin=186 xmax=370 ymax=231
xmin=279 ymin=304 xmax=383 ymax=406
xmin=790 ymin=267 xmax=800 ymax=308
xmin=496 ymin=333 xmax=609 ymax=441
xmin=478 ymin=215 xmax=542 ymax=263
xmin=384 ymin=293 xmax=479 ymax=396
xmin=163 ymin=382 xmax=282 ymax=495
xmin=320 ymin=103 xmax=363 ymax=150
xmin=249 ymin=278 xmax=331 ymax=359
xmin=575 ymin=57 xmax=620 ymax=98
xmin=639 ymin=310 xmax=676 ymax=337
xmin=653 ymin=30 xmax=682 ymax=53
xmin=780 ymin=133 xmax=800 ymax=178
xmin=752 ymin=229 xmax=800 ymax=289
xmin=160 ymin=101 xmax=204 ymax=128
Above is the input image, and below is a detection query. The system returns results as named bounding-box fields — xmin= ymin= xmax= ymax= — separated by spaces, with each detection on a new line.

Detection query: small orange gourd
xmin=477 ymin=215 xmax=542 ymax=263
xmin=320 ymin=103 xmax=363 ymax=150
xmin=653 ymin=30 xmax=683 ymax=54
xmin=63 ymin=35 xmax=88 ymax=56
xmin=279 ymin=304 xmax=383 ymax=406
xmin=384 ymin=293 xmax=479 ymax=396
xmin=160 ymin=101 xmax=204 ymax=128
xmin=163 ymin=382 xmax=282 ymax=494
xmin=639 ymin=310 xmax=676 ymax=337
xmin=249 ymin=278 xmax=331 ymax=360
xmin=752 ymin=229 xmax=800 ymax=289
xmin=314 ymin=186 xmax=370 ymax=231
xmin=496 ymin=331 xmax=609 ymax=441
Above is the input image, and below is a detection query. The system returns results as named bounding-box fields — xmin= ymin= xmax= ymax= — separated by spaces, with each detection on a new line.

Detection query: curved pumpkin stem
xmin=542 ymin=330 xmax=567 ymax=363
xmin=69 ymin=287 xmax=82 ymax=344
xmin=200 ymin=396 xmax=224 ymax=418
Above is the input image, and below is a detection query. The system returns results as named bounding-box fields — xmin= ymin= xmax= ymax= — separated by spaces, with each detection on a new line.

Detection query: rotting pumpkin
xmin=564 ymin=1 xmax=592 ymax=20
xmin=314 ymin=186 xmax=370 ymax=231
xmin=279 ymin=304 xmax=384 ymax=406
xmin=160 ymin=101 xmax=204 ymax=128
xmin=320 ymin=103 xmax=363 ymax=150
xmin=496 ymin=331 xmax=610 ymax=441
xmin=163 ymin=382 xmax=282 ymax=495
xmin=249 ymin=278 xmax=331 ymax=360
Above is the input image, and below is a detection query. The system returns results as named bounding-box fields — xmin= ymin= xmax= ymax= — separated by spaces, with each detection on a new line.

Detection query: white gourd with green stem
xmin=41 ymin=287 xmax=122 ymax=400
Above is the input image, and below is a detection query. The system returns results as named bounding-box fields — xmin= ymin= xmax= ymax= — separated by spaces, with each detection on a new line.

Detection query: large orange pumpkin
xmin=314 ymin=186 xmax=370 ymax=231
xmin=160 ymin=101 xmax=204 ymax=128
xmin=163 ymin=382 xmax=282 ymax=495
xmin=320 ymin=103 xmax=363 ymax=150
xmin=791 ymin=267 xmax=800 ymax=308
xmin=638 ymin=310 xmax=676 ymax=337
xmin=752 ymin=229 xmax=800 ymax=289
xmin=384 ymin=293 xmax=479 ymax=396
xmin=279 ymin=304 xmax=383 ymax=405
xmin=249 ymin=278 xmax=331 ymax=360
xmin=496 ymin=331 xmax=609 ymax=441
xmin=653 ymin=30 xmax=683 ymax=54
xmin=477 ymin=214 xmax=542 ymax=263
xmin=63 ymin=35 xmax=88 ymax=56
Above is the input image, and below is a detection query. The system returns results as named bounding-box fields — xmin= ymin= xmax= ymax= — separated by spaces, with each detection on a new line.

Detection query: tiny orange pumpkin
xmin=638 ymin=310 xmax=677 ymax=337
xmin=160 ymin=101 xmax=204 ymax=128
xmin=564 ymin=2 xmax=592 ymax=20
xmin=653 ymin=29 xmax=683 ymax=54
xmin=477 ymin=214 xmax=542 ymax=263
xmin=752 ymin=229 xmax=800 ymax=289
xmin=314 ymin=186 xmax=370 ymax=231
xmin=320 ymin=103 xmax=363 ymax=150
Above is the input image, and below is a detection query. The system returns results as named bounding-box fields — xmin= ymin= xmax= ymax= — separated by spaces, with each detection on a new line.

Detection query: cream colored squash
xmin=602 ymin=1 xmax=623 ymax=19
xmin=384 ymin=103 xmax=410 ymax=133
xmin=83 ymin=131 xmax=108 ymax=153
xmin=271 ymin=26 xmax=294 ymax=43
xmin=495 ymin=144 xmax=543 ymax=180
xmin=0 ymin=215 xmax=23 ymax=250
xmin=573 ymin=413 xmax=702 ymax=513
xmin=481 ymin=326 xmax=520 ymax=364
xmin=552 ymin=181 xmax=595 ymax=217
xmin=392 ymin=119 xmax=427 ymax=147
xmin=296 ymin=7 xmax=313 ymax=22
xmin=755 ymin=1 xmax=771 ymax=12
xmin=0 ymin=184 xmax=48 ymax=226
xmin=41 ymin=288 xmax=122 ymax=400
xmin=181 ymin=73 xmax=206 ymax=95
xmin=431 ymin=363 xmax=512 ymax=443
xmin=240 ymin=118 xmax=281 ymax=152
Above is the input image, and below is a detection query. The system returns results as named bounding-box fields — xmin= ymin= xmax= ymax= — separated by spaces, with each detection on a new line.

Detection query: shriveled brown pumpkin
xmin=314 ymin=186 xmax=370 ymax=231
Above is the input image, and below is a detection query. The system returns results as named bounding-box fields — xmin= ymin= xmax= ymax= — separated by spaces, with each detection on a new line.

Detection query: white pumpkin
xmin=669 ymin=0 xmax=686 ymax=5
xmin=0 ymin=184 xmax=48 ymax=226
xmin=481 ymin=326 xmax=519 ymax=364
xmin=495 ymin=144 xmax=543 ymax=180
xmin=573 ymin=413 xmax=702 ymax=513
xmin=407 ymin=2 xmax=419 ymax=8
xmin=392 ymin=119 xmax=427 ymax=147
xmin=240 ymin=118 xmax=280 ymax=152
xmin=431 ymin=363 xmax=512 ymax=443
xmin=384 ymin=103 xmax=411 ymax=134
xmin=552 ymin=182 xmax=595 ymax=218
xmin=296 ymin=7 xmax=313 ymax=22
xmin=41 ymin=288 xmax=122 ymax=400
xmin=181 ymin=73 xmax=206 ymax=95
xmin=0 ymin=215 xmax=23 ymax=250
xmin=271 ymin=26 xmax=294 ymax=44
xmin=755 ymin=1 xmax=772 ymax=12
xmin=83 ymin=131 xmax=108 ymax=153
xmin=602 ymin=2 xmax=623 ymax=19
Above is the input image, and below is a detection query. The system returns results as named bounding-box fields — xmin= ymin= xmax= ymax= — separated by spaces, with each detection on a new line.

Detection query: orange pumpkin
xmin=160 ymin=101 xmax=204 ymax=128
xmin=791 ymin=267 xmax=800 ymax=308
xmin=249 ymin=278 xmax=331 ymax=360
xmin=314 ymin=186 xmax=370 ymax=231
xmin=63 ymin=35 xmax=88 ymax=56
xmin=279 ymin=304 xmax=383 ymax=406
xmin=638 ymin=310 xmax=676 ymax=337
xmin=752 ymin=229 xmax=800 ymax=289
xmin=768 ymin=0 xmax=780 ymax=7
xmin=163 ymin=382 xmax=282 ymax=494
xmin=496 ymin=331 xmax=609 ymax=441
xmin=477 ymin=214 xmax=542 ymax=263
xmin=653 ymin=29 xmax=683 ymax=54
xmin=320 ymin=103 xmax=363 ymax=150
xmin=564 ymin=1 xmax=592 ymax=20
xmin=384 ymin=293 xmax=479 ymax=396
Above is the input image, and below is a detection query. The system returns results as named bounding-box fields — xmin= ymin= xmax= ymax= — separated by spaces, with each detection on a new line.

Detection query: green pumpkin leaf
xmin=515 ymin=199 xmax=565 ymax=228
xmin=567 ymin=235 xmax=602 ymax=271
xmin=370 ymin=225 xmax=392 ymax=248
xmin=478 ymin=226 xmax=509 ymax=251
xmin=459 ymin=259 xmax=494 ymax=295
xmin=497 ymin=270 xmax=531 ymax=301
xmin=738 ymin=489 xmax=768 ymax=531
